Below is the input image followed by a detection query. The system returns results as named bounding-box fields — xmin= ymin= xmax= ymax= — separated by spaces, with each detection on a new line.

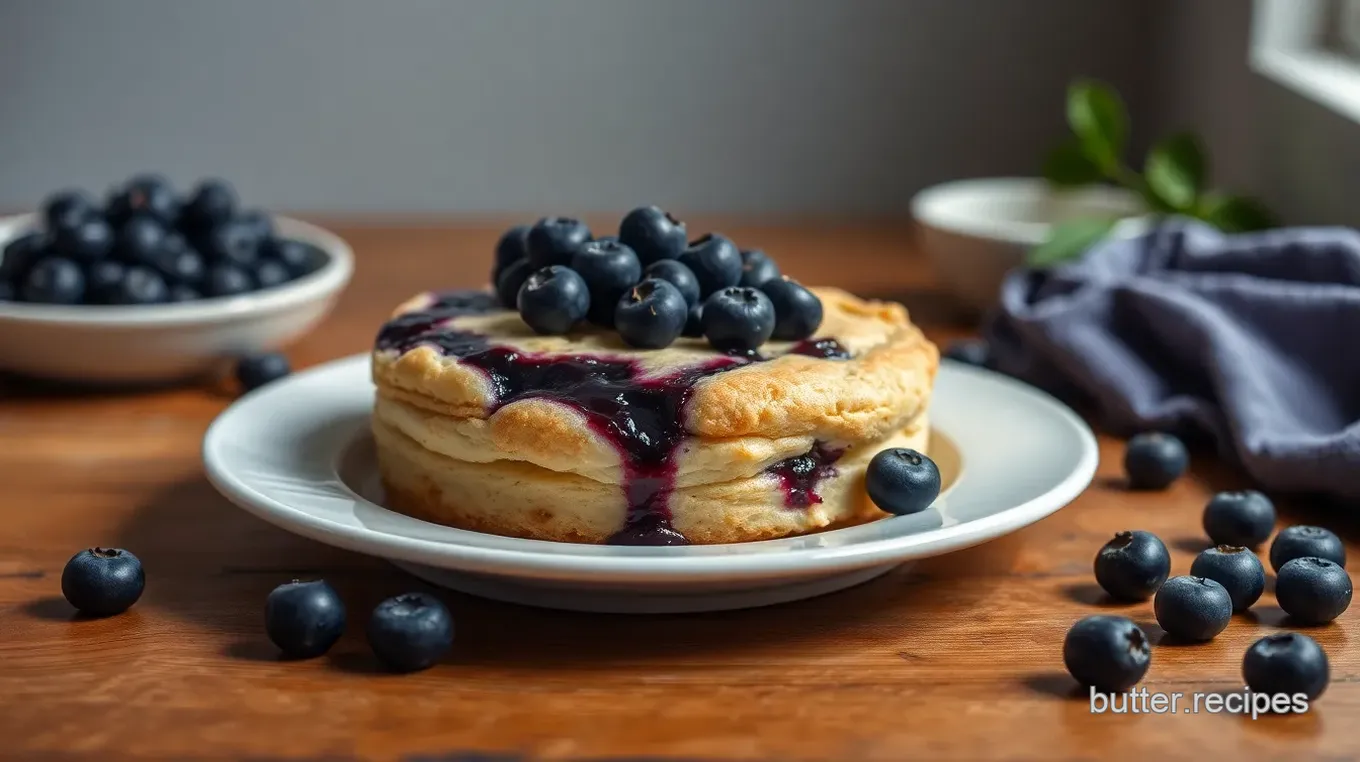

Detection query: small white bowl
xmin=0 ymin=213 xmax=353 ymax=384
xmin=911 ymin=177 xmax=1146 ymax=312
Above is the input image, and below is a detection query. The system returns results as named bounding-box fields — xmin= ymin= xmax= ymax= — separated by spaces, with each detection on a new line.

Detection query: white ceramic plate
xmin=203 ymin=354 xmax=1097 ymax=613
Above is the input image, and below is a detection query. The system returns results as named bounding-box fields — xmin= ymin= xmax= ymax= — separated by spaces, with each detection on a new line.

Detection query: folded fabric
xmin=985 ymin=219 xmax=1360 ymax=499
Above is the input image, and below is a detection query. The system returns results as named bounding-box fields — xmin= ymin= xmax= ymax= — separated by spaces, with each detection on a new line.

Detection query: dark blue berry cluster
xmin=0 ymin=175 xmax=325 ymax=306
xmin=492 ymin=207 xmax=823 ymax=352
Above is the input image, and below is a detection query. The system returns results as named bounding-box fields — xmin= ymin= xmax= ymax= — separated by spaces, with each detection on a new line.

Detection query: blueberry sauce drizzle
xmin=376 ymin=290 xmax=851 ymax=545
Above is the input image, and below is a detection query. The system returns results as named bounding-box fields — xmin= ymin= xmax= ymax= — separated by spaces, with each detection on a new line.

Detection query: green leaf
xmin=1043 ymin=140 xmax=1104 ymax=186
xmin=1199 ymin=194 xmax=1277 ymax=232
xmin=1027 ymin=218 xmax=1119 ymax=268
xmin=1144 ymin=133 xmax=1207 ymax=211
xmin=1066 ymin=80 xmax=1128 ymax=173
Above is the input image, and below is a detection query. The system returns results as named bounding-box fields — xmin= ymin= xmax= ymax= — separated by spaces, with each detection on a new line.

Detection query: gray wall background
xmin=0 ymin=0 xmax=1156 ymax=215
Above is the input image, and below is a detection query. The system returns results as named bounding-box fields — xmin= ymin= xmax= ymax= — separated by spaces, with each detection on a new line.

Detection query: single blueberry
xmin=203 ymin=220 xmax=263 ymax=268
xmin=619 ymin=205 xmax=688 ymax=266
xmin=517 ymin=265 xmax=590 ymax=335
xmin=1123 ymin=432 xmax=1188 ymax=490
xmin=115 ymin=216 xmax=168 ymax=268
xmin=701 ymin=286 xmax=775 ymax=352
xmin=264 ymin=579 xmax=346 ymax=659
xmin=43 ymin=189 xmax=98 ymax=232
xmin=168 ymin=284 xmax=201 ymax=302
xmin=495 ymin=258 xmax=534 ymax=310
xmin=1062 ymin=615 xmax=1151 ymax=692
xmin=1093 ymin=530 xmax=1171 ymax=602
xmin=53 ymin=216 xmax=114 ymax=263
xmin=367 ymin=592 xmax=455 ymax=673
xmin=84 ymin=260 xmax=127 ymax=304
xmin=1 ymin=232 xmax=47 ymax=283
xmin=570 ymin=239 xmax=642 ymax=326
xmin=526 ymin=217 xmax=592 ymax=269
xmin=204 ymin=263 xmax=256 ymax=298
xmin=760 ymin=277 xmax=823 ymax=341
xmin=615 ymin=279 xmax=688 ymax=349
xmin=1203 ymin=490 xmax=1276 ymax=548
xmin=682 ymin=303 xmax=704 ymax=338
xmin=60 ymin=548 xmax=145 ymax=617
xmin=22 ymin=257 xmax=85 ymax=304
xmin=107 ymin=174 xmax=180 ymax=228
xmin=738 ymin=249 xmax=781 ymax=288
xmin=1269 ymin=525 xmax=1346 ymax=571
xmin=1242 ymin=633 xmax=1329 ymax=701
xmin=493 ymin=224 xmax=531 ymax=280
xmin=643 ymin=259 xmax=701 ymax=307
xmin=865 ymin=448 xmax=941 ymax=516
xmin=183 ymin=178 xmax=237 ymax=231
xmin=254 ymin=259 xmax=292 ymax=290
xmin=1189 ymin=545 xmax=1266 ymax=613
xmin=157 ymin=247 xmax=206 ymax=287
xmin=1275 ymin=556 xmax=1353 ymax=625
xmin=943 ymin=339 xmax=991 ymax=368
xmin=1154 ymin=575 xmax=1233 ymax=641
xmin=236 ymin=209 xmax=275 ymax=242
xmin=108 ymin=266 xmax=169 ymax=305
xmin=264 ymin=238 xmax=324 ymax=277
xmin=237 ymin=352 xmax=291 ymax=391
xmin=678 ymin=233 xmax=742 ymax=298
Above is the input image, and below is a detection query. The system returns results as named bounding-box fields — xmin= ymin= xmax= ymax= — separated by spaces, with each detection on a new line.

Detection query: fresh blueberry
xmin=615 ymin=279 xmax=688 ymax=349
xmin=495 ymin=258 xmax=534 ymax=310
xmin=21 ymin=257 xmax=84 ymax=304
xmin=236 ymin=209 xmax=275 ymax=242
xmin=1062 ymin=615 xmax=1151 ymax=692
xmin=204 ymin=263 xmax=256 ymax=298
xmin=367 ymin=592 xmax=455 ymax=673
xmin=84 ymin=261 xmax=127 ymax=304
xmin=1203 ymin=490 xmax=1276 ymax=548
xmin=1154 ymin=575 xmax=1232 ymax=641
xmin=107 ymin=266 xmax=169 ymax=305
xmin=1243 ymin=633 xmax=1329 ymax=701
xmin=1 ymin=232 xmax=46 ymax=283
xmin=865 ymin=448 xmax=941 ymax=516
xmin=678 ymin=233 xmax=742 ymax=298
xmin=1189 ymin=545 xmax=1266 ymax=612
xmin=183 ymin=178 xmax=237 ymax=231
xmin=115 ymin=216 xmax=168 ymax=268
xmin=264 ymin=579 xmax=346 ymax=659
xmin=643 ymin=260 xmax=701 ymax=307
xmin=168 ymin=284 xmax=201 ymax=302
xmin=1269 ymin=525 xmax=1346 ymax=572
xmin=60 ymin=548 xmax=144 ymax=617
xmin=52 ymin=215 xmax=114 ymax=264
xmin=526 ymin=217 xmax=592 ymax=269
xmin=43 ymin=189 xmax=98 ymax=232
xmin=759 ymin=277 xmax=823 ymax=341
xmin=236 ymin=352 xmax=291 ymax=391
xmin=254 ymin=259 xmax=291 ymax=290
xmin=1123 ymin=432 xmax=1188 ymax=490
xmin=517 ymin=265 xmax=590 ymax=334
xmin=157 ymin=247 xmax=206 ymax=287
xmin=738 ymin=249 xmax=781 ymax=288
xmin=943 ymin=339 xmax=991 ymax=368
xmin=493 ymin=224 xmax=531 ymax=279
xmin=701 ymin=286 xmax=775 ymax=352
xmin=107 ymin=174 xmax=180 ymax=228
xmin=203 ymin=220 xmax=263 ymax=268
xmin=683 ymin=303 xmax=704 ymax=338
xmin=1093 ymin=530 xmax=1171 ymax=602
xmin=571 ymin=239 xmax=642 ymax=326
xmin=1275 ymin=556 xmax=1353 ymax=625
xmin=264 ymin=238 xmax=324 ymax=277
xmin=618 ymin=205 xmax=687 ymax=266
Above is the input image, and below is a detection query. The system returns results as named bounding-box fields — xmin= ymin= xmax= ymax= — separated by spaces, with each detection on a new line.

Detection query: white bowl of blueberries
xmin=0 ymin=175 xmax=353 ymax=384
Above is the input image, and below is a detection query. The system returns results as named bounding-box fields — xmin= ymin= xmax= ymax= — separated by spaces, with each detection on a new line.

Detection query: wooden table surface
xmin=2 ymin=219 xmax=1356 ymax=762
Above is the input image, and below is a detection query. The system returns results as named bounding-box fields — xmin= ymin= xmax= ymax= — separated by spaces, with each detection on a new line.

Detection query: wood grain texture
xmin=1 ymin=219 xmax=1356 ymax=762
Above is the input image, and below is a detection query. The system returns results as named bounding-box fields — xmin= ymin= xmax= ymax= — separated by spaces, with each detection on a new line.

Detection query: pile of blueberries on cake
xmin=492 ymin=206 xmax=823 ymax=352
xmin=0 ymin=174 xmax=325 ymax=306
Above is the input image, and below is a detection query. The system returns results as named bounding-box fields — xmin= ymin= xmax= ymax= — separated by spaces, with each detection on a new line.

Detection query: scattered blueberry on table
xmin=1242 ymin=633 xmax=1330 ymax=701
xmin=1062 ymin=615 xmax=1151 ymax=692
xmin=865 ymin=448 xmax=942 ymax=516
xmin=236 ymin=352 xmax=292 ymax=392
xmin=1274 ymin=557 xmax=1353 ymax=625
xmin=367 ymin=593 xmax=455 ymax=673
xmin=1153 ymin=575 xmax=1232 ymax=641
xmin=1269 ymin=525 xmax=1346 ymax=572
xmin=1188 ymin=545 xmax=1266 ymax=613
xmin=60 ymin=548 xmax=145 ymax=617
xmin=0 ymin=175 xmax=325 ymax=306
xmin=1122 ymin=432 xmax=1188 ymax=490
xmin=1202 ymin=490 xmax=1276 ymax=548
xmin=1093 ymin=530 xmax=1170 ymax=602
xmin=264 ymin=580 xmax=347 ymax=659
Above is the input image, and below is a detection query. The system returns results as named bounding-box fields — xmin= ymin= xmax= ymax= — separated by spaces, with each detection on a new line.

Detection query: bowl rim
xmin=0 ymin=212 xmax=354 ymax=327
xmin=910 ymin=176 xmax=1144 ymax=246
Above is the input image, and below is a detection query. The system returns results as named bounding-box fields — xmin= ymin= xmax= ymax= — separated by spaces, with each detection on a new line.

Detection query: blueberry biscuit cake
xmin=371 ymin=210 xmax=938 ymax=545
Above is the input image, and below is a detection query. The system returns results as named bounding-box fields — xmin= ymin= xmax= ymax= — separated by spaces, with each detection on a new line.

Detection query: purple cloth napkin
xmin=985 ymin=219 xmax=1360 ymax=499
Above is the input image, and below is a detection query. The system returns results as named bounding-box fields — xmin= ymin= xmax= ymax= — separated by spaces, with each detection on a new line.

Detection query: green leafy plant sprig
xmin=1031 ymin=79 xmax=1277 ymax=267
